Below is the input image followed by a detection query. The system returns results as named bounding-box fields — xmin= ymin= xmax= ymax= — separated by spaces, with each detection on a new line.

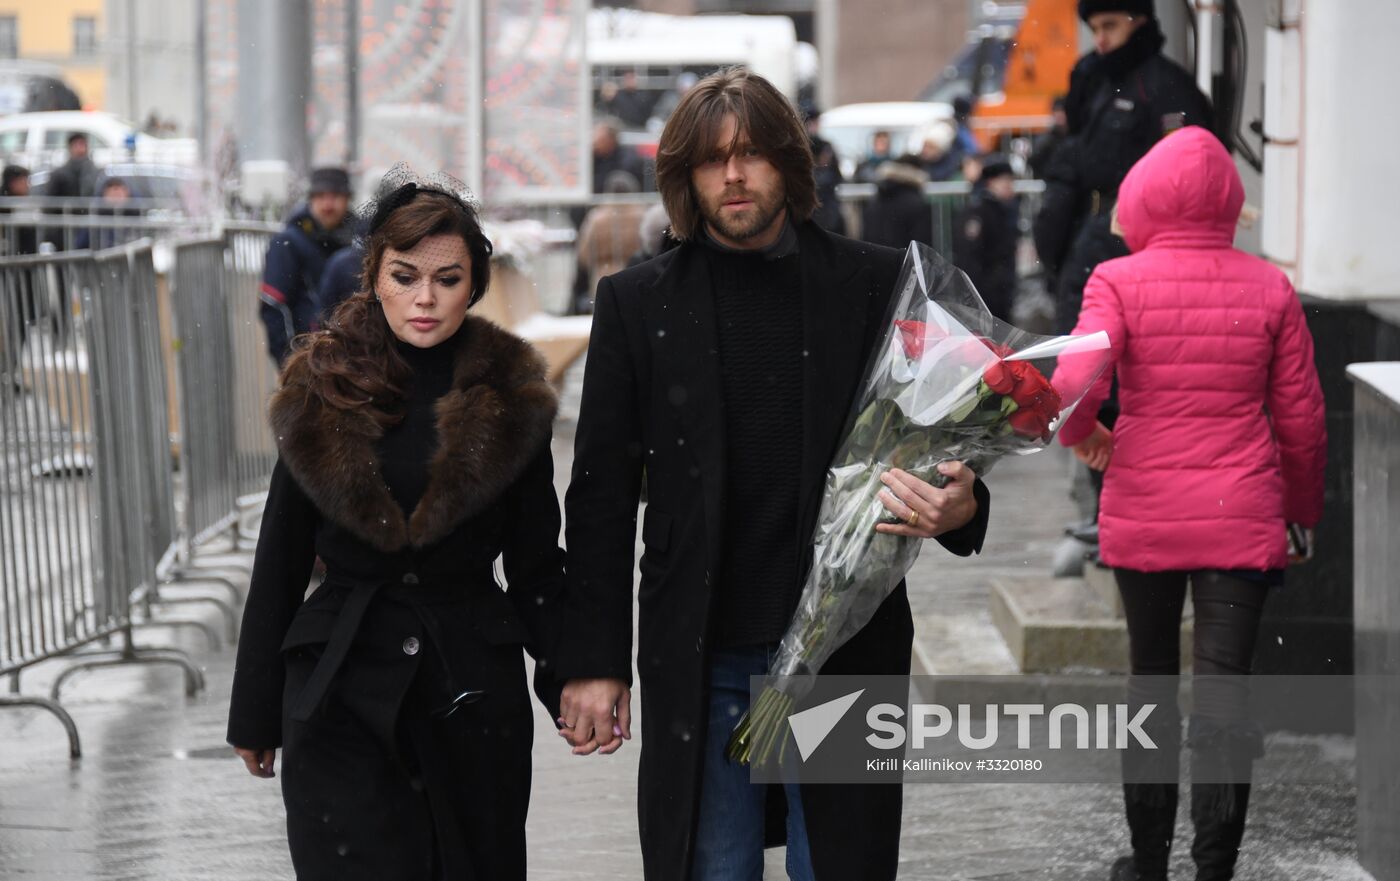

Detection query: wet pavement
xmin=0 ymin=360 xmax=1371 ymax=880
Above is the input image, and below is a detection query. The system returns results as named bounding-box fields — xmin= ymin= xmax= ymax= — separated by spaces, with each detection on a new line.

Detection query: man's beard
xmin=700 ymin=185 xmax=785 ymax=243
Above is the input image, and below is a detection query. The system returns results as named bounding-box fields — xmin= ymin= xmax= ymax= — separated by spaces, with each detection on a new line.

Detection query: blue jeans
xmin=692 ymin=644 xmax=815 ymax=881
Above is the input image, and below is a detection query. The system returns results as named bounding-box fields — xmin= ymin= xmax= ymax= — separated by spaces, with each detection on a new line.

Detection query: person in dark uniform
xmin=259 ymin=167 xmax=355 ymax=365
xmin=228 ymin=170 xmax=566 ymax=881
xmin=1033 ymin=0 xmax=1213 ymax=334
xmin=953 ymin=156 xmax=1020 ymax=323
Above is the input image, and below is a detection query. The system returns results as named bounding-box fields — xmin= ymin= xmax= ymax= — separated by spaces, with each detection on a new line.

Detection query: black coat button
xmin=401 ymin=572 xmax=419 ymax=585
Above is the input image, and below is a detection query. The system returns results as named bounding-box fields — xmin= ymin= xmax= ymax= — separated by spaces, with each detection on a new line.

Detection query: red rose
xmin=983 ymin=360 xmax=1016 ymax=395
xmin=895 ymin=320 xmax=931 ymax=359
xmin=1008 ymin=405 xmax=1053 ymax=439
xmin=982 ymin=356 xmax=1063 ymax=441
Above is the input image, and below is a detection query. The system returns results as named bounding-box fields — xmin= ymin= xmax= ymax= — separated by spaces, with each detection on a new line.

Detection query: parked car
xmin=29 ymin=163 xmax=206 ymax=215
xmin=0 ymin=111 xmax=199 ymax=174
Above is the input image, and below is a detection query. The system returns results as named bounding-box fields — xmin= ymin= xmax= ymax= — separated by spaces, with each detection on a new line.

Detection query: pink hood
xmin=1116 ymin=126 xmax=1244 ymax=253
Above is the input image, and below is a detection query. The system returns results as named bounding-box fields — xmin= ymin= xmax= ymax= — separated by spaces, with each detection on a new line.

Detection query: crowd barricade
xmin=222 ymin=224 xmax=280 ymax=515
xmin=1 ymin=247 xmax=202 ymax=758
xmin=1 ymin=226 xmax=283 ymax=758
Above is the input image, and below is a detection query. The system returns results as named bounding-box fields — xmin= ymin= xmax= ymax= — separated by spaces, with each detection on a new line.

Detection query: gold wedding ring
xmin=906 ymin=510 xmax=920 ymax=528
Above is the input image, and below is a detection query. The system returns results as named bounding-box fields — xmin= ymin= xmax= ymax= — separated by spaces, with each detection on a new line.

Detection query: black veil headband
xmin=357 ymin=162 xmax=482 ymax=245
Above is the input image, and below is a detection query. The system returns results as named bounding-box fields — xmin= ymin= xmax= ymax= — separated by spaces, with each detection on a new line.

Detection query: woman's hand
xmin=234 ymin=746 xmax=277 ymax=778
xmin=1072 ymin=422 xmax=1114 ymax=472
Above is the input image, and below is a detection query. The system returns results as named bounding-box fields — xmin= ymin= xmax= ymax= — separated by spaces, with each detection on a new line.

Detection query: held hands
xmin=558 ymin=677 xmax=632 ymax=756
xmin=234 ymin=747 xmax=277 ymax=778
xmin=875 ymin=461 xmax=978 ymax=539
xmin=1072 ymin=422 xmax=1114 ymax=472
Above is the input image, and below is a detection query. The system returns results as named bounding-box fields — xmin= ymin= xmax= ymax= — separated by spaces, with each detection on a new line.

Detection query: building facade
xmin=0 ymin=0 xmax=105 ymax=109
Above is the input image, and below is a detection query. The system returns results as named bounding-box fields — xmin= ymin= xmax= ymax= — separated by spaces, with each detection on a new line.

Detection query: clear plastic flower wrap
xmin=726 ymin=242 xmax=1114 ymax=767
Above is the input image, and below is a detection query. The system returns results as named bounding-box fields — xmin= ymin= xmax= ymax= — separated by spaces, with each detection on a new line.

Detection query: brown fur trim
xmin=269 ymin=316 xmax=558 ymax=552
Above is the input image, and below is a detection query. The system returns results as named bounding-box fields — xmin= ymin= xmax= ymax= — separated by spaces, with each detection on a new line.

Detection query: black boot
xmin=1109 ymin=782 xmax=1177 ymax=880
xmin=1188 ymin=719 xmax=1263 ymax=881
xmin=1113 ymin=680 xmax=1182 ymax=881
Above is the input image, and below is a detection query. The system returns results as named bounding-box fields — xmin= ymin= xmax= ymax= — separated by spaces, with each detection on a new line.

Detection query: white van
xmin=817 ymin=101 xmax=955 ymax=180
xmin=0 ymin=111 xmax=199 ymax=174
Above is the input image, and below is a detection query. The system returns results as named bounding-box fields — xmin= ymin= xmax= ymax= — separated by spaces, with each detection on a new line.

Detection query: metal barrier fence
xmin=0 ymin=228 xmax=280 ymax=758
xmin=171 ymin=239 xmax=240 ymax=551
xmin=223 ymin=224 xmax=280 ymax=506
xmin=0 ymin=196 xmax=209 ymax=256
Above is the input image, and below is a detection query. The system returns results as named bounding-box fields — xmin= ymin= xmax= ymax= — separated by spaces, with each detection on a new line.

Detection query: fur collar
xmin=269 ymin=316 xmax=558 ymax=553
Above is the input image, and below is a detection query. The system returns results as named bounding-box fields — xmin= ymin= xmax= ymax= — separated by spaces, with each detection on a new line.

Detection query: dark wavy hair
xmin=281 ymin=189 xmax=493 ymax=427
xmin=655 ymin=67 xmax=816 ymax=240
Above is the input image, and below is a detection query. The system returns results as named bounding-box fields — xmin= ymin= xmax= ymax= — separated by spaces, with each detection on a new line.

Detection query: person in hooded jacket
xmin=1033 ymin=0 xmax=1212 ymax=334
xmin=1051 ymin=127 xmax=1326 ymax=881
xmin=228 ymin=172 xmax=566 ymax=880
xmin=860 ymin=155 xmax=932 ymax=250
xmin=259 ymin=167 xmax=356 ymax=365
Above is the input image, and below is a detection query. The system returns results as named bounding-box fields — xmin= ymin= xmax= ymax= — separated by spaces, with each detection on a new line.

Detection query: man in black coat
xmin=1033 ymin=0 xmax=1212 ymax=333
xmin=555 ymin=68 xmax=991 ymax=881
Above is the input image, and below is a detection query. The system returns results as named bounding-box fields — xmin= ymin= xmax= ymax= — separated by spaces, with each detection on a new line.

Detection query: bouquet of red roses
xmin=727 ymin=242 xmax=1112 ymax=767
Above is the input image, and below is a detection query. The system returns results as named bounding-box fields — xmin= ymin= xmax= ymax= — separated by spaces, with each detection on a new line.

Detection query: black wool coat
xmin=227 ymin=316 xmax=566 ymax=881
xmin=556 ymin=222 xmax=991 ymax=881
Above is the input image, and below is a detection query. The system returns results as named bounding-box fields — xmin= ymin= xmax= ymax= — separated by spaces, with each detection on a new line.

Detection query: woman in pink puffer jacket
xmin=1051 ymin=126 xmax=1326 ymax=881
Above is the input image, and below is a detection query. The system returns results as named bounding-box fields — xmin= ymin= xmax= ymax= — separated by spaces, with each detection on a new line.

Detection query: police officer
xmin=259 ymin=167 xmax=355 ymax=365
xmin=1034 ymin=0 xmax=1212 ymax=334
xmin=953 ymin=156 xmax=1020 ymax=323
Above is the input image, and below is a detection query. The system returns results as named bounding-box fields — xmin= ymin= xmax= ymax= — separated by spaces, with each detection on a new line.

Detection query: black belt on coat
xmin=289 ymin=579 xmax=384 ymax=723
xmin=288 ymin=575 xmax=489 ymax=724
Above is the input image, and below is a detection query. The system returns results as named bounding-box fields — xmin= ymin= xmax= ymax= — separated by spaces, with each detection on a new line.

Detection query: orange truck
xmin=924 ymin=0 xmax=1082 ymax=152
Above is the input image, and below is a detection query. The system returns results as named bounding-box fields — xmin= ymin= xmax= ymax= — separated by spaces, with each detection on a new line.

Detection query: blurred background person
xmin=74 ymin=178 xmax=139 ymax=251
xmin=626 ymin=202 xmax=675 ymax=271
xmin=1029 ymin=94 xmax=1070 ymax=180
xmin=44 ymin=133 xmax=102 ymax=250
xmin=602 ymin=70 xmax=655 ymax=129
xmin=47 ymin=132 xmax=100 ymax=201
xmin=318 ymin=240 xmax=366 ymax=320
xmin=650 ymin=71 xmax=699 ymax=128
xmin=855 ymin=130 xmax=894 ymax=184
xmin=573 ymin=171 xmax=648 ymax=312
xmin=1 ymin=165 xmax=38 ymax=257
xmin=951 ymin=95 xmax=981 ymax=157
xmin=860 ymin=155 xmax=932 ymax=250
xmin=1 ymin=164 xmax=37 ymax=390
xmin=917 ymin=119 xmax=963 ymax=182
xmin=802 ymin=100 xmax=847 ymax=234
xmin=952 ymin=156 xmax=1019 ymax=322
xmin=259 ymin=166 xmax=354 ymax=365
xmin=591 ymin=119 xmax=645 ymax=195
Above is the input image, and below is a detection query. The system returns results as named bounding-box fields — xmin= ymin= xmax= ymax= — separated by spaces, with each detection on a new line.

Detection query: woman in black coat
xmin=227 ymin=170 xmax=565 ymax=880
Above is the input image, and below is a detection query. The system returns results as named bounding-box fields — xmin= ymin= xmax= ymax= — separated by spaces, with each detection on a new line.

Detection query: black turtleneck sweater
xmin=377 ymin=334 xmax=458 ymax=516
xmin=703 ymin=228 xmax=805 ymax=647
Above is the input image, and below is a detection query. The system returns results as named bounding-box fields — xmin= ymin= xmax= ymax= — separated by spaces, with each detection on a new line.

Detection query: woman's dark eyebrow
xmin=389 ymin=258 xmax=463 ymax=273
